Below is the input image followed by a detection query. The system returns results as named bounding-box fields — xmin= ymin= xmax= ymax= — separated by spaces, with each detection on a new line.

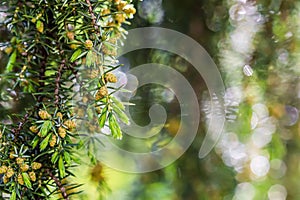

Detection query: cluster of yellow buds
xmin=29 ymin=171 xmax=36 ymax=182
xmin=58 ymin=127 xmax=67 ymax=138
xmin=9 ymin=152 xmax=15 ymax=159
xmin=89 ymin=69 xmax=100 ymax=79
xmin=114 ymin=13 xmax=126 ymax=24
xmin=0 ymin=165 xmax=8 ymax=174
xmin=115 ymin=0 xmax=136 ymax=19
xmin=105 ymin=72 xmax=117 ymax=83
xmin=30 ymin=125 xmax=42 ymax=136
xmin=31 ymin=162 xmax=42 ymax=170
xmin=38 ymin=110 xmax=51 ymax=120
xmin=20 ymin=164 xmax=29 ymax=172
xmin=95 ymin=86 xmax=108 ymax=101
xmin=74 ymin=107 xmax=85 ymax=118
xmin=100 ymin=0 xmax=135 ymax=28
xmin=16 ymin=157 xmax=24 ymax=165
xmin=6 ymin=167 xmax=14 ymax=178
xmin=49 ymin=134 xmax=57 ymax=147
xmin=84 ymin=40 xmax=93 ymax=50
xmin=56 ymin=112 xmax=63 ymax=120
xmin=64 ymin=120 xmax=76 ymax=130
xmin=16 ymin=157 xmax=29 ymax=172
xmin=66 ymin=31 xmax=75 ymax=40
xmin=29 ymin=125 xmax=39 ymax=133
xmin=4 ymin=46 xmax=13 ymax=54
xmin=17 ymin=174 xmax=24 ymax=185
xmin=102 ymin=44 xmax=117 ymax=56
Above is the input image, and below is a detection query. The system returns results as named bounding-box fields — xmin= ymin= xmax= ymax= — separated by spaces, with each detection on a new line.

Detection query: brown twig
xmin=54 ymin=60 xmax=65 ymax=106
xmin=86 ymin=0 xmax=99 ymax=31
xmin=37 ymin=60 xmax=46 ymax=103
xmin=11 ymin=112 xmax=29 ymax=142
xmin=46 ymin=169 xmax=69 ymax=200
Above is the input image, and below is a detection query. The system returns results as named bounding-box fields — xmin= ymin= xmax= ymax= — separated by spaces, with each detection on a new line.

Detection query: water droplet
xmin=252 ymin=103 xmax=269 ymax=119
xmin=270 ymin=159 xmax=287 ymax=179
xmin=283 ymin=105 xmax=299 ymax=126
xmin=251 ymin=127 xmax=273 ymax=148
xmin=234 ymin=182 xmax=256 ymax=200
xmin=285 ymin=32 xmax=293 ymax=39
xmin=250 ymin=155 xmax=270 ymax=177
xmin=243 ymin=64 xmax=253 ymax=76
xmin=268 ymin=184 xmax=287 ymax=200
xmin=258 ymin=117 xmax=277 ymax=134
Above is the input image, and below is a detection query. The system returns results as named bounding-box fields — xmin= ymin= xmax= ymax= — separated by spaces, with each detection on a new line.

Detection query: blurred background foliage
xmin=1 ymin=0 xmax=300 ymax=199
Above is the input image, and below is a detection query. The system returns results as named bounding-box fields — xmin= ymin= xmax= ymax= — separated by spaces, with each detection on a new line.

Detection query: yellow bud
xmin=9 ymin=152 xmax=15 ymax=159
xmin=76 ymin=108 xmax=85 ymax=118
xmin=105 ymin=72 xmax=117 ymax=83
xmin=4 ymin=46 xmax=13 ymax=54
xmin=37 ymin=132 xmax=42 ymax=137
xmin=95 ymin=106 xmax=102 ymax=114
xmin=82 ymin=96 xmax=89 ymax=103
xmin=36 ymin=20 xmax=44 ymax=33
xmin=64 ymin=120 xmax=76 ymax=130
xmin=58 ymin=127 xmax=67 ymax=138
xmin=117 ymin=1 xmax=127 ymax=11
xmin=3 ymin=175 xmax=9 ymax=184
xmin=32 ymin=162 xmax=42 ymax=170
xmin=101 ymin=9 xmax=111 ymax=16
xmin=49 ymin=134 xmax=57 ymax=147
xmin=56 ymin=112 xmax=63 ymax=120
xmin=66 ymin=31 xmax=75 ymax=40
xmin=89 ymin=69 xmax=99 ymax=79
xmin=0 ymin=166 xmax=8 ymax=174
xmin=17 ymin=44 xmax=24 ymax=53
xmin=29 ymin=125 xmax=39 ymax=133
xmin=31 ymin=18 xmax=36 ymax=23
xmin=115 ymin=13 xmax=126 ymax=24
xmin=29 ymin=171 xmax=36 ymax=182
xmin=88 ymin=124 xmax=96 ymax=133
xmin=16 ymin=157 xmax=24 ymax=165
xmin=17 ymin=174 xmax=24 ymax=185
xmin=70 ymin=43 xmax=79 ymax=50
xmin=84 ymin=40 xmax=93 ymax=50
xmin=38 ymin=110 xmax=51 ymax=120
xmin=95 ymin=87 xmax=108 ymax=101
xmin=124 ymin=6 xmax=136 ymax=15
xmin=20 ymin=164 xmax=29 ymax=172
xmin=6 ymin=167 xmax=14 ymax=178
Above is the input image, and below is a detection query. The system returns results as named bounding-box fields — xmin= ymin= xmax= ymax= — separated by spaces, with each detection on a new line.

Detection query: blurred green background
xmin=1 ymin=0 xmax=300 ymax=199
